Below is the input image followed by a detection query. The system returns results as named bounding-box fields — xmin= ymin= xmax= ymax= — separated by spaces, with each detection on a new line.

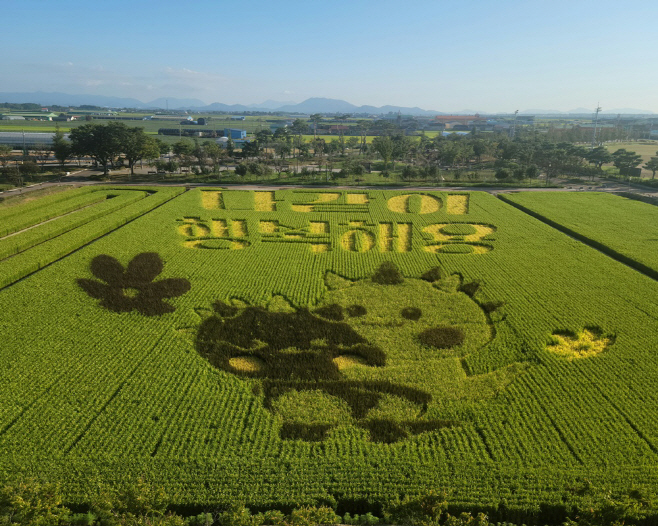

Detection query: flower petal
xmin=77 ymin=279 xmax=112 ymax=299
xmin=148 ymin=278 xmax=191 ymax=298
xmin=101 ymin=295 xmax=135 ymax=313
xmin=135 ymin=297 xmax=175 ymax=316
xmin=90 ymin=255 xmax=125 ymax=285
xmin=125 ymin=252 xmax=163 ymax=284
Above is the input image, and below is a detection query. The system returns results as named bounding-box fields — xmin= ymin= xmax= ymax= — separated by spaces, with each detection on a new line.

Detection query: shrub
xmin=383 ymin=491 xmax=448 ymax=526
xmin=372 ymin=262 xmax=403 ymax=285
xmin=314 ymin=303 xmax=344 ymax=321
xmin=402 ymin=165 xmax=417 ymax=180
xmin=495 ymin=168 xmax=510 ymax=180
xmin=346 ymin=304 xmax=367 ymax=317
xmin=421 ymin=267 xmax=444 ymax=282
xmin=0 ymin=480 xmax=71 ymax=526
xmin=401 ymin=307 xmax=422 ymax=320
xmin=287 ymin=506 xmax=340 ymax=526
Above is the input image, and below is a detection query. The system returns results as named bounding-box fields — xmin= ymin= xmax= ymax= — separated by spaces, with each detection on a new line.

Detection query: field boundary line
xmin=0 ymin=371 xmax=71 ymax=439
xmin=0 ymin=200 xmax=104 ymax=241
xmin=0 ymin=192 xmax=147 ymax=263
xmin=0 ymin=188 xmax=185 ymax=292
xmin=64 ymin=332 xmax=170 ymax=455
xmin=498 ymin=194 xmax=658 ymax=282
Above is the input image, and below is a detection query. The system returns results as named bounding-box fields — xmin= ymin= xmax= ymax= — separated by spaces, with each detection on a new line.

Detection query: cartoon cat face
xmin=318 ymin=273 xmax=492 ymax=363
xmin=193 ymin=263 xmax=500 ymax=443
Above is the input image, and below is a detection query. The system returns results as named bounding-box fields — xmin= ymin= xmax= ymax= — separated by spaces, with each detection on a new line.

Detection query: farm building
xmin=224 ymin=128 xmax=247 ymax=139
xmin=230 ymin=116 xmax=246 ymax=120
xmin=4 ymin=112 xmax=59 ymax=121
xmin=0 ymin=115 xmax=25 ymax=121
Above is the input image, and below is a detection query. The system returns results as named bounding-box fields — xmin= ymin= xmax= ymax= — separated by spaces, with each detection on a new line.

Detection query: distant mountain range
xmin=0 ymin=91 xmax=654 ymax=116
xmin=0 ymin=92 xmax=447 ymax=115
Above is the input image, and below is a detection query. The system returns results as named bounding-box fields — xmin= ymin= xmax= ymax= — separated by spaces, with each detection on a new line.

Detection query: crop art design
xmin=77 ymin=252 xmax=190 ymax=316
xmin=195 ymin=262 xmax=503 ymax=443
xmin=547 ymin=327 xmax=615 ymax=360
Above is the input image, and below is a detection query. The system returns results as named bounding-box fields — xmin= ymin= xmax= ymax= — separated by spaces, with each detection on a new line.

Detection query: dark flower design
xmin=77 ymin=252 xmax=190 ymax=316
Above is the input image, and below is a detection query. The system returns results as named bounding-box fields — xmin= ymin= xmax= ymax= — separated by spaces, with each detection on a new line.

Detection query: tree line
xmin=1 ymin=122 xmax=657 ymax=187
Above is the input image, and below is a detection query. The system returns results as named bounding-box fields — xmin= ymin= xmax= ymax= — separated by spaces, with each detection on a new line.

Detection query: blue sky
xmin=2 ymin=0 xmax=657 ymax=112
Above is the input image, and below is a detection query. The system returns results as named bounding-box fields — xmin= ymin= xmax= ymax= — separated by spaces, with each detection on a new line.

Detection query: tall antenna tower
xmin=591 ymin=103 xmax=601 ymax=147
xmin=511 ymin=110 xmax=519 ymax=138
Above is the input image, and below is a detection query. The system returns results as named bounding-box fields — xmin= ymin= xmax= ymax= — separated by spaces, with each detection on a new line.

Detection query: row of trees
xmin=2 ymin=122 xmax=656 ymax=185
xmin=61 ymin=122 xmax=168 ymax=176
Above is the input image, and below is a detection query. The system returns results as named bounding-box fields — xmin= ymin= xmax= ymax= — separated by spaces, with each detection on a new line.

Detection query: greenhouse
xmin=0 ymin=132 xmax=69 ymax=149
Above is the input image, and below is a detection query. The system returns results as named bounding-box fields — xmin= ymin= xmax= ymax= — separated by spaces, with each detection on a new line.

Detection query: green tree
xmin=391 ymin=135 xmax=412 ymax=170
xmin=254 ymin=129 xmax=273 ymax=156
xmin=273 ymin=127 xmax=289 ymax=142
xmin=192 ymin=139 xmax=208 ymax=172
xmin=643 ymin=156 xmax=658 ymax=179
xmin=612 ymin=148 xmax=643 ymax=175
xmin=309 ymin=113 xmax=323 ymax=138
xmin=274 ymin=141 xmax=291 ymax=160
xmin=586 ymin=146 xmax=613 ymax=170
xmin=0 ymin=144 xmax=14 ymax=172
xmin=203 ymin=141 xmax=227 ymax=175
xmin=69 ymin=122 xmax=125 ymax=176
xmin=290 ymin=119 xmax=309 ymax=142
xmin=121 ymin=127 xmax=157 ymax=177
xmin=241 ymin=140 xmax=260 ymax=160
xmin=356 ymin=120 xmax=371 ymax=153
xmin=52 ymin=125 xmax=72 ymax=173
xmin=172 ymin=139 xmax=194 ymax=170
xmin=471 ymin=138 xmax=489 ymax=163
xmin=226 ymin=136 xmax=235 ymax=157
xmin=154 ymin=137 xmax=170 ymax=157
xmin=372 ymin=135 xmax=394 ymax=171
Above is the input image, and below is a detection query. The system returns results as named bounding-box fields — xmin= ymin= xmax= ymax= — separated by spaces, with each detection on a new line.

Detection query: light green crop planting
xmin=0 ymin=189 xmax=656 ymax=519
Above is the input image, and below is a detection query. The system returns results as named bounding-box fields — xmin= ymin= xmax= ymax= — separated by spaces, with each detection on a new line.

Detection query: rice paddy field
xmin=500 ymin=192 xmax=658 ymax=279
xmin=0 ymin=187 xmax=657 ymax=522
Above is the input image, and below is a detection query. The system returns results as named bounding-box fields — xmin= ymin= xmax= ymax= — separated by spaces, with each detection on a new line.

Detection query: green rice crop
xmin=500 ymin=192 xmax=658 ymax=278
xmin=0 ymin=189 xmax=657 ymax=521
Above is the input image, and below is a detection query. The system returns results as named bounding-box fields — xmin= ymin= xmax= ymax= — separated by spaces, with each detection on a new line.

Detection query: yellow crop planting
xmin=259 ymin=221 xmax=279 ymax=234
xmin=333 ymin=355 xmax=367 ymax=370
xmin=346 ymin=193 xmax=369 ymax=204
xmin=201 ymin=191 xmax=225 ymax=210
xmin=447 ymin=194 xmax=469 ymax=214
xmin=309 ymin=222 xmax=329 ymax=234
xmin=229 ymin=356 xmax=265 ymax=372
xmin=547 ymin=329 xmax=612 ymax=360
xmin=341 ymin=229 xmax=376 ymax=252
xmin=254 ymin=192 xmax=277 ymax=212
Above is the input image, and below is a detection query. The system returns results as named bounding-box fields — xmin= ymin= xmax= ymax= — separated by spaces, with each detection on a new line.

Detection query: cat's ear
xmin=324 ymin=271 xmax=353 ymax=290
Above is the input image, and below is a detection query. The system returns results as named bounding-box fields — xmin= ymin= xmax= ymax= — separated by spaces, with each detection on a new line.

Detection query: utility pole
xmin=511 ymin=110 xmax=519 ymax=138
xmin=591 ymin=104 xmax=601 ymax=147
